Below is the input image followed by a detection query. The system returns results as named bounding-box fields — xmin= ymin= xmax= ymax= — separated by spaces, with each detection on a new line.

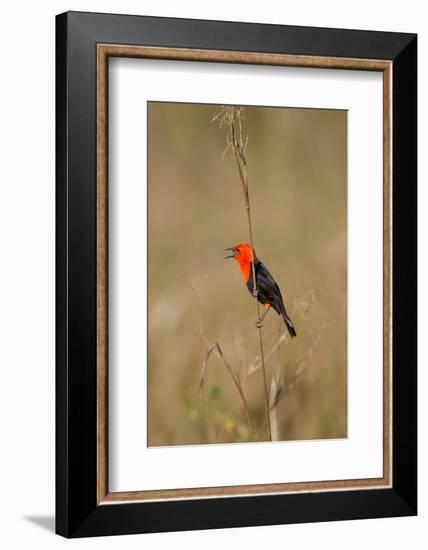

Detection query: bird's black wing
xmin=247 ymin=260 xmax=297 ymax=337
xmin=257 ymin=261 xmax=284 ymax=313
xmin=246 ymin=260 xmax=285 ymax=315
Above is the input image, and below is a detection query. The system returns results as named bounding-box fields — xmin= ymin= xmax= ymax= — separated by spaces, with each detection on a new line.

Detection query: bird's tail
xmin=282 ymin=310 xmax=297 ymax=338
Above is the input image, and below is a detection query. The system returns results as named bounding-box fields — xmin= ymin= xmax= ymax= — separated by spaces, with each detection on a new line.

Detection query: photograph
xmin=147 ymin=102 xmax=348 ymax=446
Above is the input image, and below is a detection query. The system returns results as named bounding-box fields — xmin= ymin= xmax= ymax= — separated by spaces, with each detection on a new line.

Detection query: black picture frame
xmin=56 ymin=11 xmax=417 ymax=538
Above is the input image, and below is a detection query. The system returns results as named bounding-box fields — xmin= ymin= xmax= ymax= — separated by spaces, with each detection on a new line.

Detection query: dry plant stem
xmin=200 ymin=342 xmax=253 ymax=436
xmin=228 ymin=109 xmax=272 ymax=442
xmin=185 ymin=278 xmax=253 ymax=437
xmin=269 ymin=401 xmax=280 ymax=441
xmin=269 ymin=324 xmax=283 ymax=441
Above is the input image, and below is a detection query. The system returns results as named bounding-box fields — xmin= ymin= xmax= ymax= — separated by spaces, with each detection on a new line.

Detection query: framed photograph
xmin=56 ymin=11 xmax=417 ymax=537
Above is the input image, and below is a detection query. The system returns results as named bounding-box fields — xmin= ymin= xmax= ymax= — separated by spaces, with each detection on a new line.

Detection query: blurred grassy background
xmin=147 ymin=102 xmax=347 ymax=446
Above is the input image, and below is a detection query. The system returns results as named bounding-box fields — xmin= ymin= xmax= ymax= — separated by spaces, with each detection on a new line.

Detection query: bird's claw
xmin=256 ymin=319 xmax=263 ymax=329
xmin=252 ymin=289 xmax=259 ymax=298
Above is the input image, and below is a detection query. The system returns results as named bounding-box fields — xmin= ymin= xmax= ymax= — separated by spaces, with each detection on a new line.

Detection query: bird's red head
xmin=225 ymin=243 xmax=256 ymax=281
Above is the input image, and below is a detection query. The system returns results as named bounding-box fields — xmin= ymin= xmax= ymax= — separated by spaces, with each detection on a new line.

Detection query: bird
xmin=225 ymin=243 xmax=297 ymax=337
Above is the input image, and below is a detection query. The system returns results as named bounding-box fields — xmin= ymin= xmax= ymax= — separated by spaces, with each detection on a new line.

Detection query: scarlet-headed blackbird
xmin=225 ymin=243 xmax=296 ymax=337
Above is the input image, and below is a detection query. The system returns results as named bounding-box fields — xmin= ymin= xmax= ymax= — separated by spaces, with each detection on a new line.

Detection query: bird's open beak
xmin=224 ymin=247 xmax=237 ymax=259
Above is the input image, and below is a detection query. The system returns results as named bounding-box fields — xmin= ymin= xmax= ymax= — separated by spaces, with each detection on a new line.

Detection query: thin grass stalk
xmin=186 ymin=277 xmax=254 ymax=438
xmin=200 ymin=342 xmax=253 ymax=436
xmin=228 ymin=108 xmax=272 ymax=441
xmin=269 ymin=377 xmax=280 ymax=441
